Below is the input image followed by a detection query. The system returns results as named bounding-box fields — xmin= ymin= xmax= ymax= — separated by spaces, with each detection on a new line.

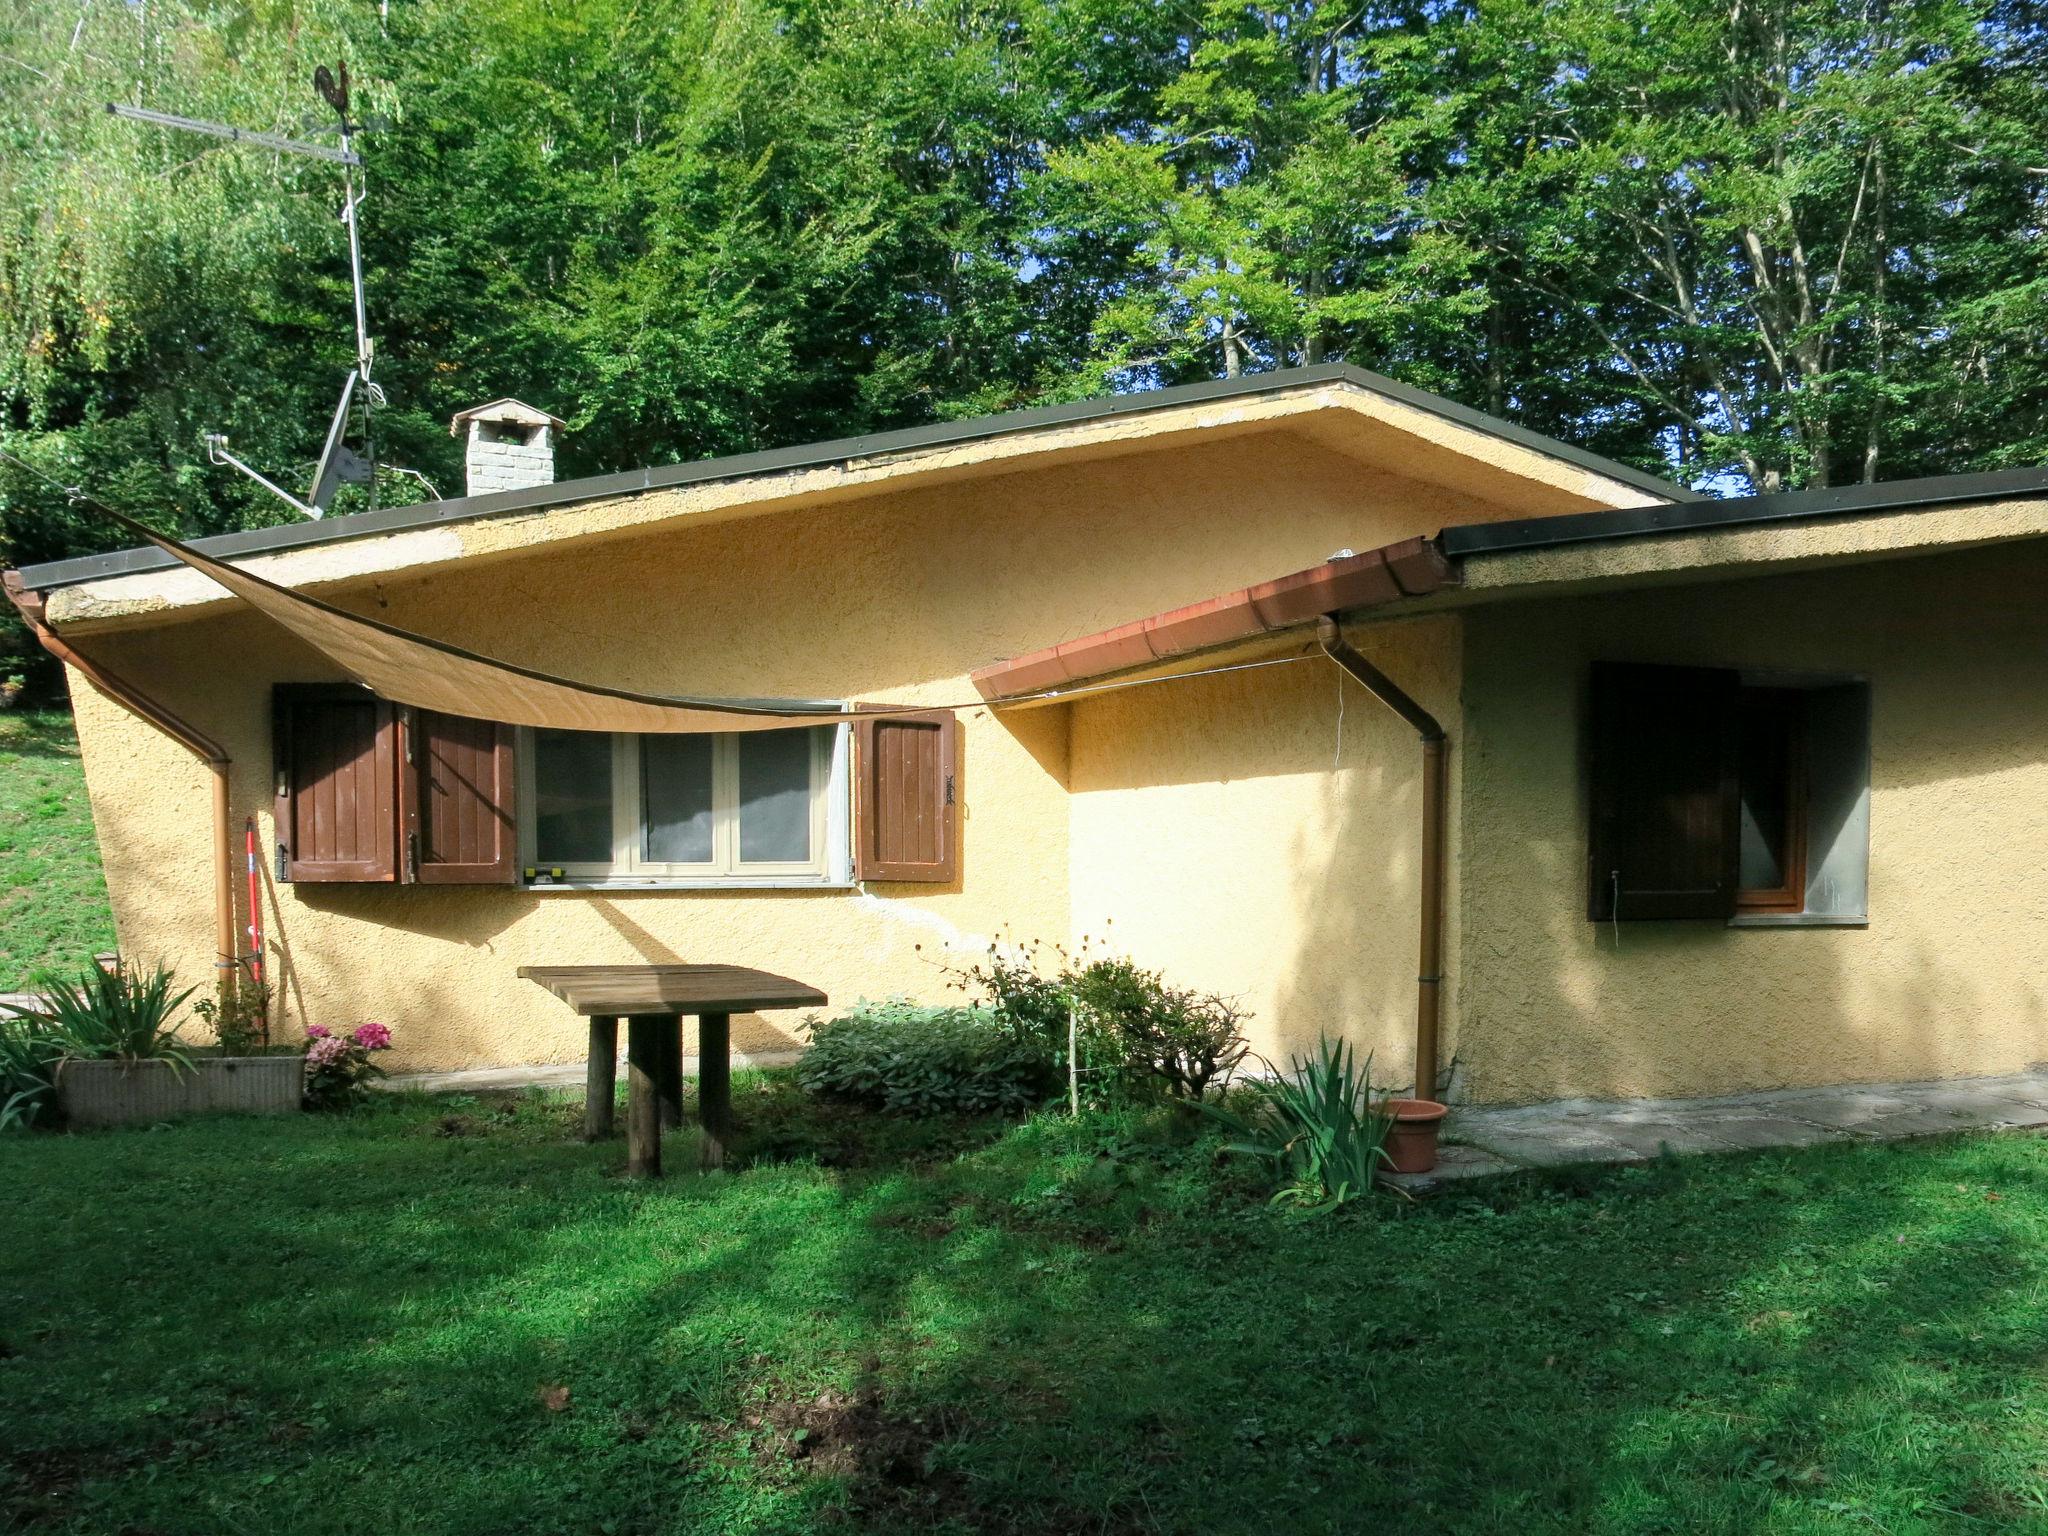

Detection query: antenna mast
xmin=107 ymin=63 xmax=403 ymax=518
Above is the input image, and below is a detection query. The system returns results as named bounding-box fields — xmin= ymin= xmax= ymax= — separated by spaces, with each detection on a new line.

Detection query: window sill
xmin=523 ymin=878 xmax=854 ymax=893
xmin=1727 ymin=912 xmax=1868 ymax=929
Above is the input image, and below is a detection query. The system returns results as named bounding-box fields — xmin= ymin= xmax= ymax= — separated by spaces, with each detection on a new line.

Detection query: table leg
xmin=657 ymin=1018 xmax=685 ymax=1130
xmin=584 ymin=1016 xmax=618 ymax=1141
xmin=698 ymin=1011 xmax=731 ymax=1170
xmin=625 ymin=1015 xmax=664 ymax=1179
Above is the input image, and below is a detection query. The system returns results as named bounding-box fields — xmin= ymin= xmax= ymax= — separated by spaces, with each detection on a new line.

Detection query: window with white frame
xmin=520 ymin=725 xmax=845 ymax=883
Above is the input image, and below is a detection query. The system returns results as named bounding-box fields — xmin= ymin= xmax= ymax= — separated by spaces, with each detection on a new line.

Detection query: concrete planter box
xmin=57 ymin=1056 xmax=304 ymax=1128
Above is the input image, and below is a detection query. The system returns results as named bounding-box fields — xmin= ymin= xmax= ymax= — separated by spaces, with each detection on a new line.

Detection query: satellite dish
xmin=307 ymin=371 xmax=372 ymax=513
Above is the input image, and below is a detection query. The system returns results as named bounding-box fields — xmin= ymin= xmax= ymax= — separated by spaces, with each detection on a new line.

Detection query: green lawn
xmin=6 ymin=1083 xmax=2048 ymax=1534
xmin=0 ymin=709 xmax=113 ymax=990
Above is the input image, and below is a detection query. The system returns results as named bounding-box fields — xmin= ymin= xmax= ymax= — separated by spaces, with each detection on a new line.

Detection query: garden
xmin=9 ymin=942 xmax=2048 ymax=1531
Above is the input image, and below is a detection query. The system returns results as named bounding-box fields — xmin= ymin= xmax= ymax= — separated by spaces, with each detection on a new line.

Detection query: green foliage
xmin=28 ymin=960 xmax=195 ymax=1069
xmin=955 ymin=940 xmax=1251 ymax=1105
xmin=0 ymin=1008 xmax=65 ymax=1129
xmin=192 ymin=978 xmax=273 ymax=1057
xmin=1206 ymin=1035 xmax=1393 ymax=1211
xmin=798 ymin=998 xmax=1052 ymax=1115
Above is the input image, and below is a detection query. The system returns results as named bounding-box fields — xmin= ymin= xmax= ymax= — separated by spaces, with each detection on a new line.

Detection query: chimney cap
xmin=450 ymin=398 xmax=567 ymax=437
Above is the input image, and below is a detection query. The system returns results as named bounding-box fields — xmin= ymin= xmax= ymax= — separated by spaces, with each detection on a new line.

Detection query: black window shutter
xmin=1587 ymin=662 xmax=1741 ymax=921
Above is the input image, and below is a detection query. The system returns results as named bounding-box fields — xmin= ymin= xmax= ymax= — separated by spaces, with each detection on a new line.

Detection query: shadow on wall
xmin=1455 ymin=540 xmax=2048 ymax=1106
xmin=1066 ymin=618 xmax=1458 ymax=1086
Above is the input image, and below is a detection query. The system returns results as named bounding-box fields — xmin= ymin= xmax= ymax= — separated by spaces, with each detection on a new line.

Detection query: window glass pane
xmin=533 ymin=729 xmax=613 ymax=864
xmin=641 ymin=735 xmax=715 ymax=864
xmin=1738 ymin=700 xmax=1794 ymax=891
xmin=738 ymin=729 xmax=814 ymax=863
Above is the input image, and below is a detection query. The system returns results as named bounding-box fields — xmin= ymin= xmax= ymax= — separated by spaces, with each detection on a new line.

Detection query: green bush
xmin=798 ymin=999 xmax=1053 ymax=1116
xmin=955 ymin=942 xmax=1250 ymax=1106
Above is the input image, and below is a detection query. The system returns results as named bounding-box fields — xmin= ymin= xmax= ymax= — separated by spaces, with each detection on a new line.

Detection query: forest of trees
xmin=2 ymin=0 xmax=2045 ymax=586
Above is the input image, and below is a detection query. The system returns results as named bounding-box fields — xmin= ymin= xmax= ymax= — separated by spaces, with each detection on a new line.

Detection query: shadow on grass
xmin=5 ymin=1086 xmax=2048 ymax=1535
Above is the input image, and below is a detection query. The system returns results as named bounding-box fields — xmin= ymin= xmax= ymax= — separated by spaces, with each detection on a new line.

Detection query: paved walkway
xmin=1396 ymin=1067 xmax=2048 ymax=1194
xmin=380 ymin=1050 xmax=803 ymax=1095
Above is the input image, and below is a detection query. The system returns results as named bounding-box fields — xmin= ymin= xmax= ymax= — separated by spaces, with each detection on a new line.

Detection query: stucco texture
xmin=1066 ymin=615 xmax=1459 ymax=1090
xmin=1454 ymin=538 xmax=2048 ymax=1105
xmin=66 ymin=425 xmax=1538 ymax=1071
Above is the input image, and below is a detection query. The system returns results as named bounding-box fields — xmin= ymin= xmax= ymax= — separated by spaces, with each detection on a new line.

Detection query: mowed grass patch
xmin=0 ymin=709 xmax=114 ymax=989
xmin=6 ymin=1078 xmax=2048 ymax=1534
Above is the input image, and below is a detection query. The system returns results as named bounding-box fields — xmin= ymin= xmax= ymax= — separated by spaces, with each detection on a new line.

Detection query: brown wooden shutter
xmin=273 ymin=685 xmax=399 ymax=883
xmin=853 ymin=710 xmax=958 ymax=883
xmin=1587 ymin=662 xmax=1741 ymax=921
xmin=401 ymin=710 xmax=517 ymax=884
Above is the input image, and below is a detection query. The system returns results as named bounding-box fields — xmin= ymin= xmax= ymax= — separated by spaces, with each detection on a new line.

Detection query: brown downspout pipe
xmin=4 ymin=573 xmax=238 ymax=999
xmin=1316 ymin=615 xmax=1446 ymax=1100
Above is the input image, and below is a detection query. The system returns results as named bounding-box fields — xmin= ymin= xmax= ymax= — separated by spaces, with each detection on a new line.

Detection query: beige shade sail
xmin=95 ymin=505 xmax=928 ymax=732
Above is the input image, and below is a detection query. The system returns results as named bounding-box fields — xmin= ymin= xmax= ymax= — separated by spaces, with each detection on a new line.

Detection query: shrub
xmin=193 ymin=979 xmax=273 ymax=1056
xmin=1067 ymin=957 xmax=1248 ymax=1103
xmin=1205 ymin=1036 xmax=1392 ymax=1212
xmin=304 ymin=1022 xmax=395 ymax=1111
xmin=31 ymin=961 xmax=194 ymax=1068
xmin=953 ymin=942 xmax=1250 ymax=1107
xmin=798 ymin=999 xmax=1052 ymax=1116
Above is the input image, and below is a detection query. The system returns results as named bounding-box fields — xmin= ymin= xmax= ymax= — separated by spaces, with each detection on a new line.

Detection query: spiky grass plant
xmin=33 ymin=961 xmax=196 ymax=1072
xmin=1206 ymin=1036 xmax=1393 ymax=1212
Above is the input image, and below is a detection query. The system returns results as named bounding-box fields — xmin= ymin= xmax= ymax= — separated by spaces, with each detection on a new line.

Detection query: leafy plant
xmin=1068 ymin=957 xmax=1248 ymax=1102
xmin=0 ymin=1009 xmax=65 ymax=1129
xmin=193 ymin=978 xmax=272 ymax=1057
xmin=798 ymin=1000 xmax=1053 ymax=1116
xmin=1206 ymin=1037 xmax=1393 ymax=1213
xmin=953 ymin=940 xmax=1249 ymax=1108
xmin=303 ymin=1023 xmax=395 ymax=1111
xmin=31 ymin=961 xmax=195 ymax=1070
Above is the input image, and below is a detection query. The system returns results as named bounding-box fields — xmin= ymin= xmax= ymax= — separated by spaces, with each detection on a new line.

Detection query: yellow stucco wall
xmin=67 ymin=428 xmax=1524 ymax=1070
xmin=1065 ymin=616 xmax=1459 ymax=1091
xmin=1454 ymin=538 xmax=2048 ymax=1104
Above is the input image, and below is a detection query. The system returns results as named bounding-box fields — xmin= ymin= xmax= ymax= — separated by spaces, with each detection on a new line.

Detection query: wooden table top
xmin=518 ymin=964 xmax=828 ymax=1017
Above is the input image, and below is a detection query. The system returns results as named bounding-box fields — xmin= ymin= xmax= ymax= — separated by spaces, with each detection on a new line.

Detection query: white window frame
xmin=518 ymin=723 xmax=853 ymax=889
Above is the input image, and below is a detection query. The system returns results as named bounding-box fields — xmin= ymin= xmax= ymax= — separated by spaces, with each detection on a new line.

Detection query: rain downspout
xmin=4 ymin=574 xmax=239 ymax=1000
xmin=1316 ymin=615 xmax=1446 ymax=1098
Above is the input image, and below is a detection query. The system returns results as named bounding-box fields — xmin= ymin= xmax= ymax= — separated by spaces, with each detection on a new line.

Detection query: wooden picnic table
xmin=518 ymin=964 xmax=826 ymax=1177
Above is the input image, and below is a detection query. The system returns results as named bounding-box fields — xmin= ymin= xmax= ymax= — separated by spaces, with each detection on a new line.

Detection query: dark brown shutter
xmin=273 ymin=685 xmax=399 ymax=883
xmin=402 ymin=710 xmax=517 ymax=884
xmin=1587 ymin=662 xmax=1741 ymax=921
xmin=853 ymin=710 xmax=958 ymax=883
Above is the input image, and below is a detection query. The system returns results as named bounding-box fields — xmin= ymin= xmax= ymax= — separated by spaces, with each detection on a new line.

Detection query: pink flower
xmin=352 ymin=1022 xmax=393 ymax=1051
xmin=305 ymin=1036 xmax=349 ymax=1069
xmin=305 ymin=1024 xmax=331 ymax=1040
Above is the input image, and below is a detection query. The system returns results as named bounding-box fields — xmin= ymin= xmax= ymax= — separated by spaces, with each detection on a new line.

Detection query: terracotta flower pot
xmin=1378 ymin=1098 xmax=1449 ymax=1175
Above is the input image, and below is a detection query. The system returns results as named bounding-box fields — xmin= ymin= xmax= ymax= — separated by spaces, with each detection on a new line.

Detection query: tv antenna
xmin=108 ymin=63 xmax=413 ymax=517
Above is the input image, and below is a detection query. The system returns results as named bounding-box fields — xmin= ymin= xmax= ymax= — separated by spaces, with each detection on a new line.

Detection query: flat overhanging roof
xmin=972 ymin=464 xmax=2048 ymax=702
xmin=14 ymin=362 xmax=1689 ymax=595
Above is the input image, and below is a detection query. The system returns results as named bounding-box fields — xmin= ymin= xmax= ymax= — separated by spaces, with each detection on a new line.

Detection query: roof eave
xmin=14 ymin=362 xmax=1688 ymax=595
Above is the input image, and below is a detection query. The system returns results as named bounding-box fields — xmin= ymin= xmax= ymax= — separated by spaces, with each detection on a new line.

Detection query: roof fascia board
xmin=17 ymin=362 xmax=1688 ymax=593
xmin=1441 ymin=465 xmax=2048 ymax=558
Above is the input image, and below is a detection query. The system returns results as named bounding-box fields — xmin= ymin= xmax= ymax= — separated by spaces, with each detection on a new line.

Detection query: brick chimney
xmin=450 ymin=399 xmax=567 ymax=497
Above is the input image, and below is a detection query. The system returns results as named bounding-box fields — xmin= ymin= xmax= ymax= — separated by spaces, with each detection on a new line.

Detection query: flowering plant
xmin=303 ymin=1022 xmax=394 ymax=1110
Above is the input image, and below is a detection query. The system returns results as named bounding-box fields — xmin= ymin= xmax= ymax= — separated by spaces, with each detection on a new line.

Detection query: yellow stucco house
xmin=10 ymin=365 xmax=2047 ymax=1105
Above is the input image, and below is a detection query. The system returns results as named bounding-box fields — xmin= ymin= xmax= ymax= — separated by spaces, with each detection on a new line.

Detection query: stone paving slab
xmin=1433 ymin=1067 xmax=2048 ymax=1190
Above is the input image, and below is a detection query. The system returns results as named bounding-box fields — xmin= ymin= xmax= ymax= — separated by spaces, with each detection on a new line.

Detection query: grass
xmin=7 ymin=1082 xmax=2048 ymax=1533
xmin=0 ymin=709 xmax=113 ymax=990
